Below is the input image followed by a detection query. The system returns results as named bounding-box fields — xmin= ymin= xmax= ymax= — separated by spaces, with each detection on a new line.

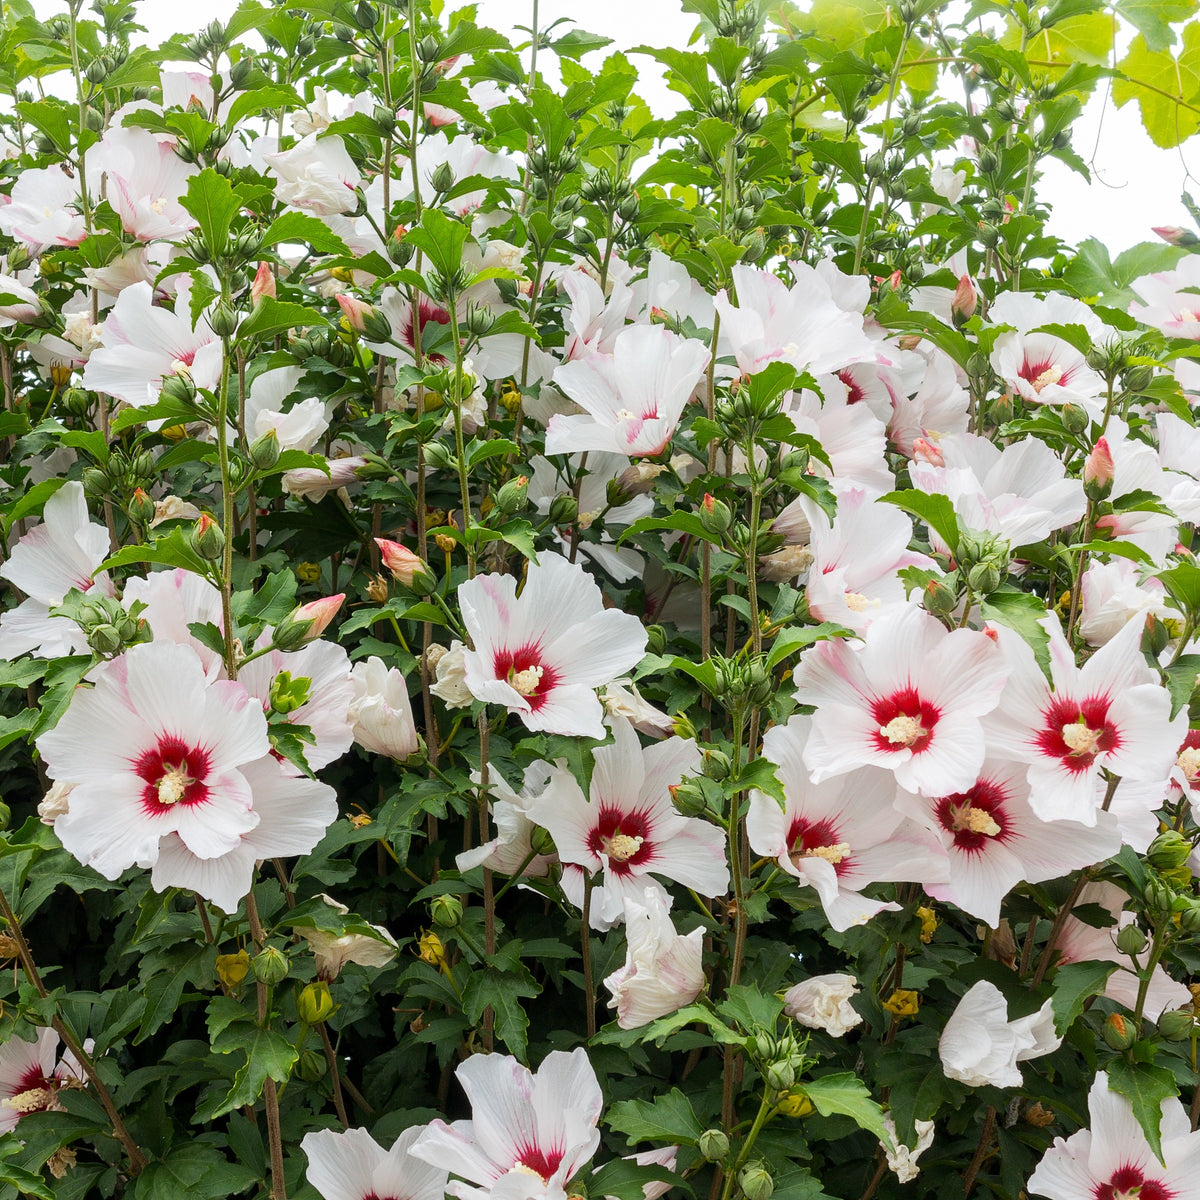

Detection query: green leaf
xmin=2 ymin=478 xmax=68 ymax=532
xmin=607 ymin=1088 xmax=706 ymax=1147
xmin=1113 ymin=28 xmax=1200 ymax=148
xmin=879 ymin=489 xmax=960 ymax=551
xmin=96 ymin=528 xmax=211 ymax=578
xmin=210 ymin=1029 xmax=299 ymax=1118
xmin=1050 ymin=960 xmax=1117 ymax=1034
xmin=616 ymin=511 xmax=722 ymax=548
xmin=1165 ymin=654 xmax=1200 ymax=718
xmin=590 ymin=1159 xmax=677 ymax=1200
xmin=237 ymin=298 xmax=327 ymax=344
xmin=736 ymin=757 xmax=786 ymax=808
xmin=802 ymin=1073 xmax=893 ymax=1148
xmin=1116 ymin=0 xmax=1196 ymax=53
xmin=260 ymin=211 xmax=350 ymax=256
xmin=1159 ymin=561 xmax=1200 ymax=618
xmin=405 ymin=208 xmax=470 ymax=278
xmin=718 ymin=983 xmax=785 ymax=1032
xmin=132 ymin=1142 xmax=259 ymax=1199
xmin=180 ymin=168 xmax=240 ymax=256
xmin=766 ymin=622 xmax=851 ymax=671
xmin=1106 ymin=1059 xmax=1178 ymax=1164
xmin=462 ymin=966 xmax=539 ymax=1061
xmin=232 ymin=570 xmax=298 ymax=626
xmin=979 ymin=590 xmax=1053 ymax=682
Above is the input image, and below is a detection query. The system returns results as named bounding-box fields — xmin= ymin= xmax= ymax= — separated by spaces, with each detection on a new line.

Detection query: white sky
xmin=29 ymin=0 xmax=1200 ymax=253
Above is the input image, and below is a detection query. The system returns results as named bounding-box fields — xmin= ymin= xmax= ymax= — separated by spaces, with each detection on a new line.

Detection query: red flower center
xmin=512 ymin=1144 xmax=565 ymax=1183
xmin=134 ymin=735 xmax=212 ymax=814
xmin=587 ymin=808 xmax=652 ymax=875
xmin=935 ymin=776 xmax=1009 ymax=853
xmin=871 ymin=687 xmax=940 ymax=754
xmin=787 ymin=816 xmax=850 ymax=874
xmin=400 ymin=297 xmax=452 ymax=364
xmin=1018 ymin=355 xmax=1067 ymax=394
xmin=1095 ymin=1165 xmax=1171 ymax=1200
xmin=1035 ymin=695 xmax=1119 ymax=772
xmin=494 ymin=644 xmax=560 ymax=711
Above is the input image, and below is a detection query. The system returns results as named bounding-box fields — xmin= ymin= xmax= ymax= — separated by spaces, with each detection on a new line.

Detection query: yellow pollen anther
xmin=1178 ymin=747 xmax=1200 ymax=781
xmin=149 ymin=197 xmax=168 ymax=214
xmin=605 ymin=833 xmax=644 ymax=862
xmin=170 ymin=358 xmax=192 ymax=377
xmin=1031 ymin=364 xmax=1063 ymax=393
xmin=844 ymin=591 xmax=879 ymax=613
xmin=615 ymin=408 xmax=638 ymax=421
xmin=1061 ymin=722 xmax=1102 ymax=756
xmin=952 ymin=804 xmax=1001 ymax=836
xmin=157 ymin=765 xmax=190 ymax=805
xmin=510 ymin=1164 xmax=549 ymax=1183
xmin=509 ymin=664 xmax=544 ymax=696
xmin=802 ymin=842 xmax=851 ymax=865
xmin=880 ymin=715 xmax=924 ymax=746
xmin=1182 ymin=309 xmax=1200 ymax=323
xmin=2 ymin=1086 xmax=53 ymax=1114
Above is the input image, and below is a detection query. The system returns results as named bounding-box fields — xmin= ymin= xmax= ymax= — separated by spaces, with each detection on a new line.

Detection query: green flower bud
xmin=1114 ymin=924 xmax=1148 ymax=956
xmin=128 ymin=487 xmax=156 ymax=526
xmin=209 ymin=300 xmax=239 ymax=337
xmin=160 ymin=371 xmax=197 ymax=406
xmin=548 ymin=494 xmax=579 ymax=526
xmin=296 ymin=1048 xmax=327 ymax=1082
xmin=252 ymin=946 xmax=289 ymax=985
xmin=430 ymin=160 xmax=456 ymax=195
xmin=668 ymin=781 xmax=707 ymax=818
xmin=431 ymin=894 xmax=464 ymax=929
xmin=645 ymin=625 xmax=667 ymax=656
xmin=0 ymin=801 xmax=11 ymax=831
xmin=1144 ymin=877 xmax=1175 ymax=917
xmin=1102 ymin=1012 xmax=1136 ymax=1051
xmin=1158 ymin=1008 xmax=1196 ymax=1041
xmin=967 ymin=562 xmax=1001 ymax=596
xmin=424 ymin=442 xmax=456 ymax=471
xmin=191 ymin=514 xmax=226 ymax=561
xmin=354 ymin=0 xmax=377 ymax=29
xmin=494 ymin=475 xmax=529 ymax=515
xmin=87 ymin=623 xmax=123 ymax=656
xmin=698 ymin=493 xmax=734 ymax=538
xmin=229 ymin=56 xmax=253 ymax=88
xmin=1147 ymin=831 xmax=1192 ymax=872
xmin=1060 ymin=404 xmax=1089 ymax=435
xmin=298 ymin=980 xmax=336 ymax=1025
xmin=703 ymin=749 xmax=732 ymax=782
xmin=248 ymin=429 xmax=282 ymax=471
xmin=765 ymin=1061 xmax=796 ymax=1092
xmin=698 ymin=1129 xmax=729 ymax=1163
xmin=738 ymin=1163 xmax=774 ymax=1200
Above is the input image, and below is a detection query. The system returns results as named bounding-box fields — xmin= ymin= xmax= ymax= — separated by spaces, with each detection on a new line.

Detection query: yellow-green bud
xmin=298 ymin=980 xmax=336 ymax=1025
xmin=252 ymin=946 xmax=289 ymax=985
xmin=431 ymin=894 xmax=463 ymax=929
xmin=698 ymin=1129 xmax=729 ymax=1163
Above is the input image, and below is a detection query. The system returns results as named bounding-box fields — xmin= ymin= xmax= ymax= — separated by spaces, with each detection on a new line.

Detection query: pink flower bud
xmin=951 ymin=273 xmax=977 ymax=321
xmin=911 ymin=437 xmax=944 ymax=466
xmin=1153 ymin=226 xmax=1199 ymax=247
xmin=336 ymin=293 xmax=373 ymax=332
xmin=375 ymin=537 xmax=427 ymax=587
xmin=251 ymin=261 xmax=276 ymax=305
xmin=282 ymin=594 xmax=345 ymax=646
xmin=1084 ymin=437 xmax=1114 ymax=494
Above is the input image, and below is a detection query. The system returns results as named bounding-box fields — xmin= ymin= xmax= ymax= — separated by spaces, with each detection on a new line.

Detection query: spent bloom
xmin=783 ymin=974 xmax=863 ymax=1037
xmin=939 ymin=980 xmax=1061 ymax=1088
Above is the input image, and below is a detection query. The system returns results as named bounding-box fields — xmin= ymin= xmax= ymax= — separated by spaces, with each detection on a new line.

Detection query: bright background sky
xmin=29 ymin=0 xmax=1200 ymax=253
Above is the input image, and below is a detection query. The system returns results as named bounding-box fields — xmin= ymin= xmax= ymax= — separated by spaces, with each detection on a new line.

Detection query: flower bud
xmin=698 ymin=493 xmax=733 ymax=537
xmin=1148 ymin=830 xmax=1192 ymax=872
xmin=361 ymin=305 xmax=393 ymax=343
xmin=669 ymin=781 xmax=707 ymax=818
xmin=275 ymin=594 xmax=345 ymax=649
xmin=703 ymin=749 xmax=732 ymax=782
xmin=777 ymin=1090 xmax=815 ymax=1118
xmin=191 ymin=514 xmax=226 ymax=560
xmin=430 ymin=160 xmax=456 ymax=195
xmin=951 ymin=274 xmax=977 ymax=324
xmin=430 ymin=894 xmax=463 ymax=929
xmin=548 ymin=493 xmax=579 ymax=526
xmin=252 ymin=945 xmax=289 ymax=985
xmin=494 ymin=474 xmax=529 ymax=515
xmin=251 ymin=261 xmax=276 ymax=305
xmin=1153 ymin=225 xmax=1200 ymax=247
xmin=375 ymin=538 xmax=434 ymax=593
xmin=1144 ymin=877 xmax=1175 ymax=917
xmin=128 ymin=487 xmax=156 ymax=525
xmin=738 ymin=1163 xmax=774 ymax=1200
xmin=161 ymin=371 xmax=197 ymax=405
xmin=765 ymin=1061 xmax=796 ymax=1092
xmin=1158 ymin=1008 xmax=1196 ymax=1041
xmin=336 ymin=292 xmax=373 ymax=333
xmin=248 ymin=429 xmax=282 ymax=471
xmin=209 ymin=300 xmax=239 ymax=338
xmin=923 ymin=578 xmax=958 ymax=616
xmin=698 ymin=1129 xmax=729 ymax=1163
xmin=645 ymin=625 xmax=667 ymax=655
xmin=298 ymin=980 xmax=336 ymax=1025
xmin=1115 ymin=924 xmax=1148 ymax=956
xmin=1060 ymin=404 xmax=1089 ymax=434
xmin=1102 ymin=1012 xmax=1136 ymax=1050
xmin=967 ymin=562 xmax=1001 ymax=596
xmin=1083 ymin=437 xmax=1114 ymax=500
xmin=296 ymin=1048 xmax=327 ymax=1082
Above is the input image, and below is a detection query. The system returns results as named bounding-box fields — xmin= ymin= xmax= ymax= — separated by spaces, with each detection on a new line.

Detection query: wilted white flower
xmin=783 ymin=973 xmax=863 ymax=1037
xmin=881 ymin=1115 xmax=936 ymax=1183
xmin=939 ymin=980 xmax=1061 ymax=1088
xmin=348 ymin=656 xmax=419 ymax=760
xmin=299 ymin=894 xmax=398 ymax=980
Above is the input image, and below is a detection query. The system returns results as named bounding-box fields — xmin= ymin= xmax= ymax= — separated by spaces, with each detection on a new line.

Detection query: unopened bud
xmin=430 ymin=894 xmax=463 ymax=928
xmin=430 ymin=160 xmax=456 ymax=195
xmin=668 ymin=781 xmax=707 ymax=818
xmin=698 ymin=1129 xmax=729 ymax=1163
xmin=1102 ymin=1012 xmax=1136 ymax=1050
xmin=494 ymin=475 xmax=529 ymax=514
xmin=252 ymin=945 xmax=289 ymax=985
xmin=1060 ymin=404 xmax=1089 ymax=435
xmin=375 ymin=538 xmax=434 ymax=593
xmin=765 ymin=1061 xmax=796 ymax=1092
xmin=298 ymin=980 xmax=336 ymax=1025
xmin=209 ymin=300 xmax=239 ymax=338
xmin=548 ymin=493 xmax=579 ymax=526
xmin=248 ymin=429 xmax=282 ymax=471
xmin=128 ymin=487 xmax=156 ymax=525
xmin=216 ymin=949 xmax=250 ymax=989
xmin=275 ymin=594 xmax=345 ymax=649
xmin=951 ymin=273 xmax=977 ymax=324
xmin=1153 ymin=225 xmax=1200 ymax=247
xmin=191 ymin=514 xmax=226 ymax=560
xmin=1148 ymin=830 xmax=1192 ymax=872
xmin=698 ymin=493 xmax=733 ymax=537
xmin=1115 ymin=924 xmax=1148 ymax=956
xmin=1158 ymin=1008 xmax=1196 ymax=1041
xmin=738 ymin=1163 xmax=774 ymax=1200
xmin=1083 ymin=437 xmax=1114 ymax=500
xmin=251 ymin=261 xmax=276 ymax=304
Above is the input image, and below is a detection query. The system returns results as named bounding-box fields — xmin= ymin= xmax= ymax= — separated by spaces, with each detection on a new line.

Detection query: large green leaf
xmin=607 ymin=1088 xmax=706 ymax=1147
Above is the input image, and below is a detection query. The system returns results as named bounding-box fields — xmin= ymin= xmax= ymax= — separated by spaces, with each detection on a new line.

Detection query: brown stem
xmin=318 ymin=1023 xmax=350 ymax=1128
xmin=194 ymin=893 xmax=214 ymax=943
xmin=1032 ymin=868 xmax=1095 ymax=988
xmin=858 ymin=1153 xmax=888 ymax=1200
xmin=478 ymin=713 xmax=495 ymax=1051
xmin=962 ymin=1106 xmax=996 ymax=1198
xmin=0 ymin=885 xmax=146 ymax=1175
xmin=245 ymin=891 xmax=286 ymax=1199
xmin=340 ymin=1071 xmax=375 ymax=1116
